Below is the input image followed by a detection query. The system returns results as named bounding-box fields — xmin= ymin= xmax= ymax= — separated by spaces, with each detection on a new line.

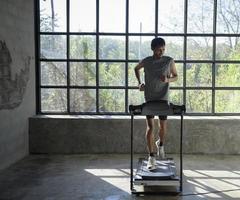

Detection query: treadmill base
xmin=132 ymin=158 xmax=181 ymax=194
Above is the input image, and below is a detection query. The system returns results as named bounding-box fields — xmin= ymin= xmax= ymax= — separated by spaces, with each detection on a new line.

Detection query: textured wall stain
xmin=0 ymin=40 xmax=30 ymax=110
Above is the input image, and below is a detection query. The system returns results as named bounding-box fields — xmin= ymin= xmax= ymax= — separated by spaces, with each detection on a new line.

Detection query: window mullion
xmin=183 ymin=0 xmax=188 ymax=107
xmin=66 ymin=0 xmax=70 ymax=114
xmin=96 ymin=0 xmax=100 ymax=113
xmin=212 ymin=0 xmax=217 ymax=114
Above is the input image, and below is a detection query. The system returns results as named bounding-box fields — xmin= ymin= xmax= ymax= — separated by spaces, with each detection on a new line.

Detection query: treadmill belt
xmin=136 ymin=158 xmax=177 ymax=180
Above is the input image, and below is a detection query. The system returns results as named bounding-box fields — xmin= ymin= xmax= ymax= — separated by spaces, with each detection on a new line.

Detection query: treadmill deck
xmin=134 ymin=158 xmax=180 ymax=186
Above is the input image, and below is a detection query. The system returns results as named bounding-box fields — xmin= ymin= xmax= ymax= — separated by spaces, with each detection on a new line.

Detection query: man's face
xmin=153 ymin=45 xmax=165 ymax=58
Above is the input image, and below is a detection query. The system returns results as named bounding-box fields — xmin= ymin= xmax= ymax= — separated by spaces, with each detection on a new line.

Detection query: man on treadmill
xmin=134 ymin=37 xmax=178 ymax=170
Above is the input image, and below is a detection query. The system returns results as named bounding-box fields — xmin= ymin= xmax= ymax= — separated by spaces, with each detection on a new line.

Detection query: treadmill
xmin=129 ymin=100 xmax=185 ymax=194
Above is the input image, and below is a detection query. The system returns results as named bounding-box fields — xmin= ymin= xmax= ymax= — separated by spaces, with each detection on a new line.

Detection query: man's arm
xmin=134 ymin=62 xmax=144 ymax=90
xmin=168 ymin=59 xmax=178 ymax=83
xmin=134 ymin=62 xmax=144 ymax=85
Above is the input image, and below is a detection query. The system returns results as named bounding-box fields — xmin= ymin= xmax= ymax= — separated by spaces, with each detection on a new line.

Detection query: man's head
xmin=151 ymin=37 xmax=165 ymax=58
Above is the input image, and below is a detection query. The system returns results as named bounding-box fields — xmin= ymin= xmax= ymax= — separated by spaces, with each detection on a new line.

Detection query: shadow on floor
xmin=0 ymin=154 xmax=239 ymax=200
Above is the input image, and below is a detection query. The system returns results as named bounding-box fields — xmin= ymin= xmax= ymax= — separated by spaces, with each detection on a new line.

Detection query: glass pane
xmin=99 ymin=89 xmax=125 ymax=112
xmin=158 ymin=0 xmax=184 ymax=33
xmin=215 ymin=90 xmax=240 ymax=113
xmin=217 ymin=0 xmax=240 ymax=34
xmin=99 ymin=62 xmax=125 ymax=86
xmin=70 ymin=62 xmax=96 ymax=86
xmin=187 ymin=37 xmax=213 ymax=60
xmin=186 ymin=90 xmax=212 ymax=113
xmin=171 ymin=63 xmax=183 ymax=87
xmin=99 ymin=0 xmax=125 ymax=32
xmin=70 ymin=0 xmax=96 ymax=32
xmin=41 ymin=62 xmax=67 ymax=86
xmin=70 ymin=89 xmax=96 ymax=112
xmin=129 ymin=0 xmax=155 ymax=33
xmin=128 ymin=89 xmax=145 ymax=106
xmin=164 ymin=36 xmax=184 ymax=60
xmin=40 ymin=0 xmax=66 ymax=32
xmin=128 ymin=36 xmax=153 ymax=60
xmin=186 ymin=63 xmax=212 ymax=87
xmin=169 ymin=90 xmax=183 ymax=105
xmin=70 ymin=36 xmax=96 ymax=59
xmin=187 ymin=0 xmax=213 ymax=33
xmin=215 ymin=64 xmax=240 ymax=87
xmin=41 ymin=88 xmax=67 ymax=112
xmin=99 ymin=36 xmax=125 ymax=59
xmin=216 ymin=37 xmax=240 ymax=60
xmin=128 ymin=62 xmax=140 ymax=87
xmin=40 ymin=35 xmax=66 ymax=59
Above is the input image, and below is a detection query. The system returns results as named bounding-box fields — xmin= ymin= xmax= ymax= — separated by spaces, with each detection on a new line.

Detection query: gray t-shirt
xmin=142 ymin=56 xmax=173 ymax=102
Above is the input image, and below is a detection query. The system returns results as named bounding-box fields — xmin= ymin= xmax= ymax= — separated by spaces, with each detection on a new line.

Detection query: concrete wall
xmin=0 ymin=0 xmax=35 ymax=170
xmin=29 ymin=116 xmax=240 ymax=155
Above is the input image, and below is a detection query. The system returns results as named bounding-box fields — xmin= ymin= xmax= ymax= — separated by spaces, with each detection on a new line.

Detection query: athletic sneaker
xmin=146 ymin=156 xmax=156 ymax=170
xmin=155 ymin=140 xmax=165 ymax=159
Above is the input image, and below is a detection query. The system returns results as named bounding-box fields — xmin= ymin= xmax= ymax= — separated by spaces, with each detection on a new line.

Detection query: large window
xmin=37 ymin=0 xmax=240 ymax=115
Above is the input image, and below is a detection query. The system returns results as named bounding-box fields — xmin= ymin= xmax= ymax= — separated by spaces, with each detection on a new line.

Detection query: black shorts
xmin=146 ymin=115 xmax=167 ymax=120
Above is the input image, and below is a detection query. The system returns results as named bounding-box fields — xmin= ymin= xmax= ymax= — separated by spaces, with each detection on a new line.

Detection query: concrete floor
xmin=0 ymin=154 xmax=240 ymax=200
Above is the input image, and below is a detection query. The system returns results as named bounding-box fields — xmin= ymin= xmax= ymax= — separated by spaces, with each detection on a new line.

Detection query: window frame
xmin=35 ymin=0 xmax=240 ymax=115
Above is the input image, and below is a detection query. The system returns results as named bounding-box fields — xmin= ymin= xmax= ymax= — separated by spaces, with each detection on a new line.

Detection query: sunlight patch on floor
xmin=185 ymin=169 xmax=240 ymax=198
xmin=85 ymin=168 xmax=131 ymax=193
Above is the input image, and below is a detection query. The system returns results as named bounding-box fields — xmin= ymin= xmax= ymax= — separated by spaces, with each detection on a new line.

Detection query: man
xmin=134 ymin=37 xmax=178 ymax=170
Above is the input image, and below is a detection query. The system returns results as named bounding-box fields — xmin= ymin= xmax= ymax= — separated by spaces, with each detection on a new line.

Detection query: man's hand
xmin=160 ymin=75 xmax=169 ymax=83
xmin=138 ymin=83 xmax=145 ymax=91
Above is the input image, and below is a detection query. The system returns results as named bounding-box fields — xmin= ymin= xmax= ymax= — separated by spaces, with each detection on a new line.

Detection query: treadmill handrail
xmin=129 ymin=101 xmax=186 ymax=115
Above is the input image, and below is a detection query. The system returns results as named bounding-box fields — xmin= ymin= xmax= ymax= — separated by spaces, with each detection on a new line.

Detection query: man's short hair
xmin=151 ymin=37 xmax=165 ymax=50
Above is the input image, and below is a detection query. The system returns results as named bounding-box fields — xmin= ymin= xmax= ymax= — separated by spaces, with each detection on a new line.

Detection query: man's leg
xmin=159 ymin=118 xmax=167 ymax=145
xmin=156 ymin=116 xmax=167 ymax=158
xmin=146 ymin=116 xmax=156 ymax=170
xmin=146 ymin=116 xmax=154 ymax=155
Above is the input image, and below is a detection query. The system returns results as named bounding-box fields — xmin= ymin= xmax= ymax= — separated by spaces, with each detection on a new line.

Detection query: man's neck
xmin=153 ymin=55 xmax=163 ymax=59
